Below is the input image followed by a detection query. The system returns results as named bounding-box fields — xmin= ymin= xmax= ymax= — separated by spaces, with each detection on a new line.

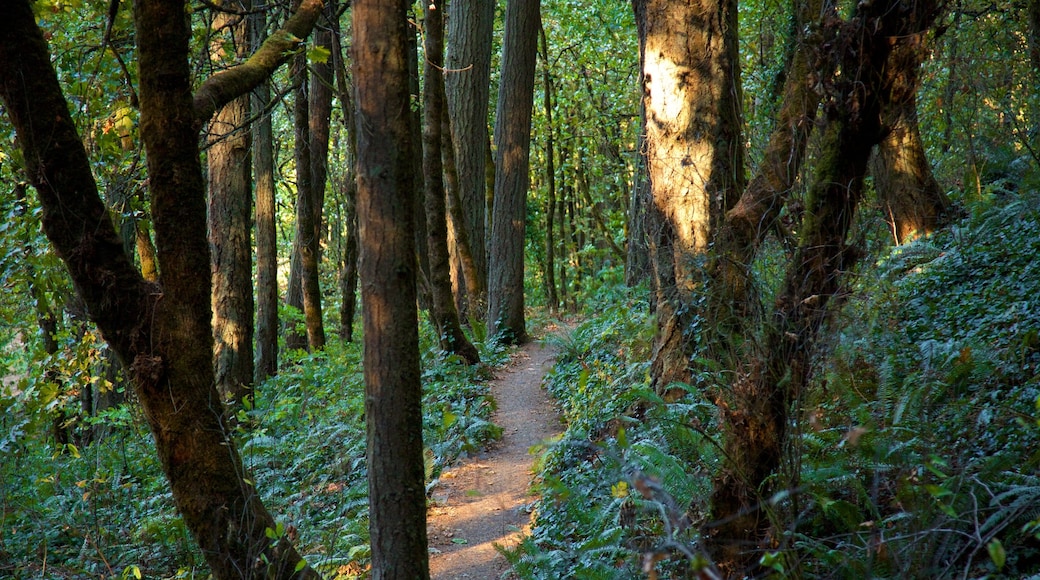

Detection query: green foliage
xmin=793 ymin=189 xmax=1040 ymax=578
xmin=506 ymin=288 xmax=720 ymax=578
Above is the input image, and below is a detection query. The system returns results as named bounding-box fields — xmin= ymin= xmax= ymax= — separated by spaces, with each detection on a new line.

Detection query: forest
xmin=0 ymin=0 xmax=1038 ymax=578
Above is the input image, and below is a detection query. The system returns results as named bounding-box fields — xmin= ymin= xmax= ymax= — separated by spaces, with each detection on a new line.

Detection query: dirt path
xmin=427 ymin=334 xmax=563 ymax=579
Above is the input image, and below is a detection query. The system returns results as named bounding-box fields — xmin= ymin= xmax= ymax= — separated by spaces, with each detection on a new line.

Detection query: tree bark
xmin=423 ymin=0 xmax=480 ymax=364
xmin=445 ymin=0 xmax=495 ymax=312
xmin=632 ymin=0 xmax=745 ymax=392
xmin=872 ymin=34 xmax=953 ymax=244
xmin=487 ymin=0 xmax=541 ymax=344
xmin=442 ymin=105 xmax=484 ymax=323
xmin=0 ymin=1 xmax=318 ymax=576
xmin=293 ymin=41 xmax=327 ymax=351
xmin=538 ymin=22 xmax=560 ymax=313
xmin=252 ymin=8 xmax=279 ymax=381
xmin=332 ymin=18 xmax=360 ymax=343
xmin=207 ymin=1 xmax=254 ymax=408
xmin=353 ymin=0 xmax=431 ymax=577
xmin=705 ymin=1 xmax=941 ymax=573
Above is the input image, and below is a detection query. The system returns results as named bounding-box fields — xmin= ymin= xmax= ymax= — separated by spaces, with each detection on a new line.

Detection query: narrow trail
xmin=427 ymin=330 xmax=564 ymax=579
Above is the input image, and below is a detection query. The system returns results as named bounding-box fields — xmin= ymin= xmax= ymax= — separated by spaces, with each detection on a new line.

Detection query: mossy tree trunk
xmin=0 ymin=0 xmax=324 ymax=576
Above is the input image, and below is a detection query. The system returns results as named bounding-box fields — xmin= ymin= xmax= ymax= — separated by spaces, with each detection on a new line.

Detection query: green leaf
xmin=307 ymin=45 xmax=331 ymax=64
xmin=987 ymin=538 xmax=1006 ymax=571
xmin=294 ymin=559 xmax=307 ymax=573
xmin=451 ymin=537 xmax=468 ymax=545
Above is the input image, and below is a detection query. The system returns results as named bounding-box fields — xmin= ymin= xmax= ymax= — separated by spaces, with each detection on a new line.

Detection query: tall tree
xmin=422 ymin=0 xmax=481 ymax=364
xmin=0 ymin=0 xmax=325 ymax=575
xmin=253 ymin=7 xmax=279 ymax=380
xmin=487 ymin=0 xmax=541 ymax=344
xmin=207 ymin=1 xmax=254 ymax=407
xmin=332 ymin=17 xmax=361 ymax=343
xmin=538 ymin=21 xmax=560 ymax=313
xmin=445 ymin=0 xmax=495 ymax=312
xmin=632 ymin=0 xmax=745 ymax=391
xmin=353 ymin=0 xmax=431 ymax=577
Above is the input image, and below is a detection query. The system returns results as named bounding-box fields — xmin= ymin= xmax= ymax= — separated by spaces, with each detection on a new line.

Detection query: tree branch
xmin=193 ymin=0 xmax=325 ymax=127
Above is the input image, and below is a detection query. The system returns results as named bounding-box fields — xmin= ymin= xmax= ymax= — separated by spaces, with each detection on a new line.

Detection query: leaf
xmin=307 ymin=45 xmax=331 ymax=64
xmin=451 ymin=537 xmax=469 ymax=544
xmin=987 ymin=538 xmax=1006 ymax=571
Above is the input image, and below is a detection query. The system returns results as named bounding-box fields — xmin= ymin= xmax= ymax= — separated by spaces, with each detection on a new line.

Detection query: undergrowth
xmin=513 ymin=190 xmax=1040 ymax=579
xmin=0 ymin=320 xmax=507 ymax=579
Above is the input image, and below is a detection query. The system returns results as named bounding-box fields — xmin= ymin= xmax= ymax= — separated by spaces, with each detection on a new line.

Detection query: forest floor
xmin=427 ymin=326 xmax=565 ymax=579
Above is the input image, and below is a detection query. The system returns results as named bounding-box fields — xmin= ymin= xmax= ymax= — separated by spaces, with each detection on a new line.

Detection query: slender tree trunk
xmin=353 ymin=0 xmax=431 ymax=577
xmin=872 ymin=34 xmax=953 ymax=244
xmin=293 ymin=44 xmax=326 ymax=351
xmin=135 ymin=220 xmax=159 ymax=281
xmin=538 ymin=22 xmax=559 ymax=313
xmin=332 ymin=21 xmax=360 ymax=343
xmin=445 ymin=0 xmax=495 ymax=312
xmin=442 ymin=105 xmax=484 ymax=323
xmin=0 ymin=1 xmax=319 ymax=576
xmin=625 ymin=98 xmax=651 ymax=287
xmin=208 ymin=2 xmax=254 ymax=408
xmin=488 ymin=0 xmax=541 ymax=344
xmin=253 ymin=9 xmax=279 ymax=380
xmin=633 ymin=0 xmax=745 ymax=392
xmin=423 ymin=1 xmax=480 ymax=364
xmin=407 ymin=17 xmax=433 ymax=309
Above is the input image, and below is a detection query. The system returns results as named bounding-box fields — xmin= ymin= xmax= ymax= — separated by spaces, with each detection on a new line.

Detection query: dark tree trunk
xmin=445 ymin=0 xmax=495 ymax=312
xmin=705 ymin=1 xmax=941 ymax=573
xmin=538 ymin=23 xmax=560 ymax=313
xmin=422 ymin=0 xmax=480 ymax=364
xmin=293 ymin=44 xmax=326 ymax=351
xmin=252 ymin=9 xmax=279 ymax=380
xmin=487 ymin=0 xmax=541 ymax=344
xmin=207 ymin=2 xmax=254 ymax=408
xmin=353 ymin=0 xmax=431 ymax=577
xmin=332 ymin=20 xmax=360 ymax=343
xmin=442 ymin=105 xmax=484 ymax=323
xmin=872 ymin=34 xmax=953 ymax=244
xmin=408 ymin=18 xmax=433 ymax=310
xmin=632 ymin=0 xmax=745 ymax=393
xmin=0 ymin=1 xmax=321 ymax=576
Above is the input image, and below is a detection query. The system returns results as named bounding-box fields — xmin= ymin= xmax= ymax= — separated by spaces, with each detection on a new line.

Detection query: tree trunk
xmin=0 ymin=1 xmax=318 ymax=576
xmin=632 ymin=0 xmax=745 ymax=392
xmin=332 ymin=20 xmax=360 ymax=343
xmin=293 ymin=43 xmax=327 ymax=351
xmin=537 ymin=22 xmax=559 ymax=313
xmin=487 ymin=0 xmax=541 ymax=344
xmin=442 ymin=104 xmax=484 ymax=323
xmin=872 ymin=34 xmax=953 ymax=244
xmin=353 ymin=0 xmax=431 ymax=577
xmin=207 ymin=2 xmax=254 ymax=408
xmin=423 ymin=0 xmax=481 ymax=364
xmin=253 ymin=8 xmax=279 ymax=380
xmin=445 ymin=0 xmax=495 ymax=312
xmin=705 ymin=2 xmax=940 ymax=573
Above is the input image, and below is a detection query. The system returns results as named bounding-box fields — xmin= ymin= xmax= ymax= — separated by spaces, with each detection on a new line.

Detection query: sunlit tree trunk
xmin=208 ymin=2 xmax=254 ymax=408
xmin=423 ymin=0 xmax=480 ymax=364
xmin=353 ymin=0 xmax=431 ymax=576
xmin=445 ymin=0 xmax=495 ymax=313
xmin=632 ymin=0 xmax=744 ymax=392
xmin=0 ymin=0 xmax=322 ymax=575
xmin=872 ymin=34 xmax=953 ymax=244
xmin=488 ymin=0 xmax=541 ymax=344
xmin=442 ymin=105 xmax=483 ymax=323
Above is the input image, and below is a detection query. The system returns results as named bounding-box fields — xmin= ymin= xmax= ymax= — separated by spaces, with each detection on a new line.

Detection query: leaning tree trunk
xmin=353 ymin=0 xmax=431 ymax=577
xmin=632 ymin=0 xmax=745 ymax=393
xmin=207 ymin=2 xmax=254 ymax=408
xmin=422 ymin=0 xmax=480 ymax=364
xmin=872 ymin=34 xmax=953 ymax=244
xmin=487 ymin=0 xmax=541 ymax=344
xmin=0 ymin=0 xmax=325 ymax=577
xmin=705 ymin=1 xmax=941 ymax=574
xmin=445 ymin=0 xmax=495 ymax=313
